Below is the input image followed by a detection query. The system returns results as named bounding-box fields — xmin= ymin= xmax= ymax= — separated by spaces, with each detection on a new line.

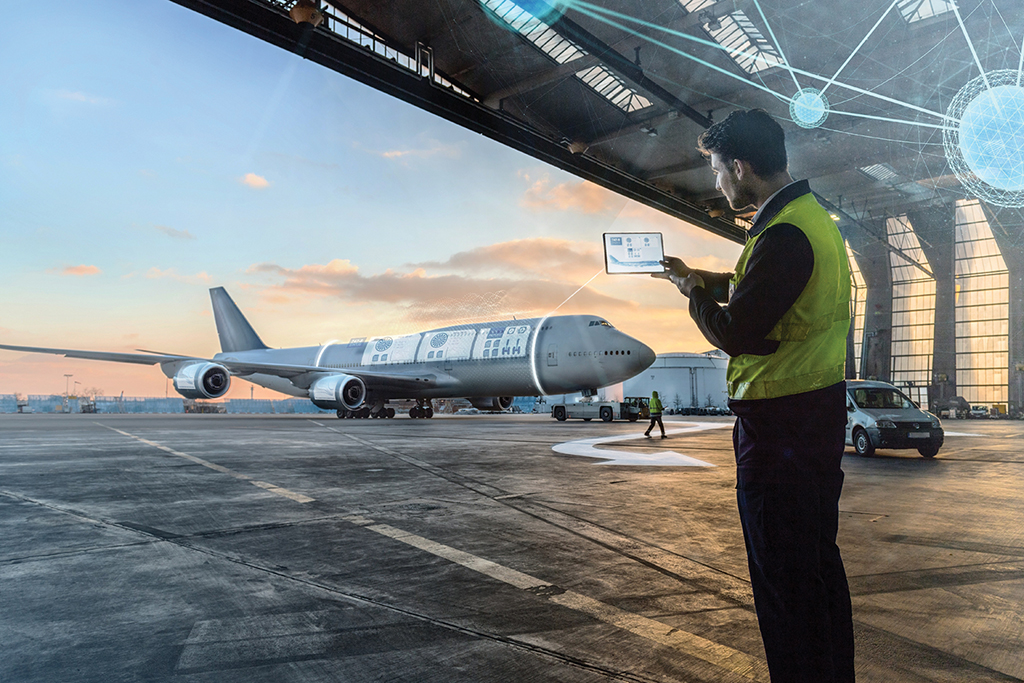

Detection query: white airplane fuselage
xmin=219 ymin=314 xmax=656 ymax=402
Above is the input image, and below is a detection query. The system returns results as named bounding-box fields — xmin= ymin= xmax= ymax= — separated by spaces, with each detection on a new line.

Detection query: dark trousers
xmin=731 ymin=383 xmax=855 ymax=683
xmin=644 ymin=414 xmax=664 ymax=436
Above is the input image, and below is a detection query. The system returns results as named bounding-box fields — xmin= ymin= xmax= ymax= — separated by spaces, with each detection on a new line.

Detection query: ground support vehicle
xmin=551 ymin=400 xmax=641 ymax=423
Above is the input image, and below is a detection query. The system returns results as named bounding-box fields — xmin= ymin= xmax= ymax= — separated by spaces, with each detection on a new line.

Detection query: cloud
xmin=413 ymin=238 xmax=603 ymax=281
xmin=243 ymin=239 xmax=736 ymax=344
xmin=154 ymin=225 xmax=196 ymax=240
xmin=247 ymin=256 xmax=634 ymax=325
xmin=55 ymin=90 xmax=110 ymax=105
xmin=365 ymin=140 xmax=461 ymax=162
xmin=143 ymin=267 xmax=212 ymax=284
xmin=55 ymin=264 xmax=101 ymax=277
xmin=240 ymin=173 xmax=270 ymax=189
xmin=520 ymin=174 xmax=624 ymax=215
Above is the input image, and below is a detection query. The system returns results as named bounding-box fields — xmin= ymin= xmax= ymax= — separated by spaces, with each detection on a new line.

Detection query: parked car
xmin=969 ymin=404 xmax=989 ymax=419
xmin=845 ymin=380 xmax=944 ymax=458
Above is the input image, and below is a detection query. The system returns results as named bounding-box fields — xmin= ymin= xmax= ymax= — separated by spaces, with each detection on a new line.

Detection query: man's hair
xmin=697 ymin=109 xmax=787 ymax=177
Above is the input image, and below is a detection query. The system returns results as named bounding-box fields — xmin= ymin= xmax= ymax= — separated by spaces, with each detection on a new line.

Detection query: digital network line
xmin=750 ymin=0 xmax=800 ymax=93
xmin=819 ymin=0 xmax=900 ymax=99
xmin=565 ymin=0 xmax=959 ymax=128
xmin=1018 ymin=32 xmax=1023 ymax=87
xmin=950 ymin=0 xmax=992 ymax=92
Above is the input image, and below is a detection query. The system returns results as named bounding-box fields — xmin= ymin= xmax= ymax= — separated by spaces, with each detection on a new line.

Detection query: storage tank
xmin=622 ymin=351 xmax=728 ymax=412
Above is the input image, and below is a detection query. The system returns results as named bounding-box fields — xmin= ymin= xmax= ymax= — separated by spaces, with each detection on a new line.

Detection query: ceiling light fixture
xmin=289 ymin=0 xmax=324 ymax=27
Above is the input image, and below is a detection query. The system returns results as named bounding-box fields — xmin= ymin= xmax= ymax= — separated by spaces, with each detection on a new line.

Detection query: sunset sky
xmin=0 ymin=0 xmax=742 ymax=399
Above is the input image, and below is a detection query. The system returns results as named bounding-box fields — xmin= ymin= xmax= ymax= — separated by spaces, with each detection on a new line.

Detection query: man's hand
xmin=652 ymin=255 xmax=705 ymax=297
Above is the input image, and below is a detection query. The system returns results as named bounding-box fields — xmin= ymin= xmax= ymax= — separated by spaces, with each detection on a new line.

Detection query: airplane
xmin=0 ymin=287 xmax=657 ymax=419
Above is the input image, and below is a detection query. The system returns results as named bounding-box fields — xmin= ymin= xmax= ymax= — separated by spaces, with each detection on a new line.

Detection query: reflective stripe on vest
xmin=726 ymin=193 xmax=851 ymax=400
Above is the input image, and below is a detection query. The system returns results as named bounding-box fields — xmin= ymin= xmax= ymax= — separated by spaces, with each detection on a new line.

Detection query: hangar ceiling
xmin=170 ymin=0 xmax=1024 ymax=245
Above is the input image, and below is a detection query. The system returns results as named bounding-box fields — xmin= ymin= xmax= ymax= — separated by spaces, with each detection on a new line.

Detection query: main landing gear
xmin=336 ymin=401 xmax=395 ymax=419
xmin=409 ymin=399 xmax=434 ymax=419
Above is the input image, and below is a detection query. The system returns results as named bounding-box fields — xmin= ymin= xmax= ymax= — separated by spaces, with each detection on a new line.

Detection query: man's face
xmin=710 ymin=153 xmax=755 ymax=211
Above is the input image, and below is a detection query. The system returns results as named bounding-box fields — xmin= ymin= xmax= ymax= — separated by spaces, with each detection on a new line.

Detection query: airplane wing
xmin=0 ymin=343 xmax=195 ymax=365
xmin=218 ymin=359 xmax=451 ymax=391
xmin=1 ymin=343 xmax=451 ymax=392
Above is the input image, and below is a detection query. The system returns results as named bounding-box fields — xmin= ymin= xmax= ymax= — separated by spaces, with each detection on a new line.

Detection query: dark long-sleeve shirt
xmin=687 ymin=180 xmax=816 ymax=360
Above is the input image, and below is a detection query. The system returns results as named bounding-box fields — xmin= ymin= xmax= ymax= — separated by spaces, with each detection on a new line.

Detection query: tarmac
xmin=1 ymin=412 xmax=1021 ymax=682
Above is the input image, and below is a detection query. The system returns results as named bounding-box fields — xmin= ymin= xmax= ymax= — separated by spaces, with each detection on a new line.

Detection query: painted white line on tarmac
xmin=99 ymin=425 xmax=314 ymax=503
xmin=342 ymin=513 xmax=768 ymax=681
xmin=552 ymin=422 xmax=730 ymax=466
xmin=944 ymin=431 xmax=984 ymax=437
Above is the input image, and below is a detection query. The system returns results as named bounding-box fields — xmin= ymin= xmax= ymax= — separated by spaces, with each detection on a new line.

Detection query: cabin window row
xmin=569 ymin=350 xmax=631 ymax=356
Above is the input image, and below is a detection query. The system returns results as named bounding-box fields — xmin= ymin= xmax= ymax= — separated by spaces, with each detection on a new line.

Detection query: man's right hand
xmin=652 ymin=255 xmax=704 ymax=297
xmin=654 ymin=256 xmax=691 ymax=279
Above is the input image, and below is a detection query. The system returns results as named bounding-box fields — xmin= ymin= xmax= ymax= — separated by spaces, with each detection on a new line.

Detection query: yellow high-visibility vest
xmin=727 ymin=193 xmax=851 ymax=400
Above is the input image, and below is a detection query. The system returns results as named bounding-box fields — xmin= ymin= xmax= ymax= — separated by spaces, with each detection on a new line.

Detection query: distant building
xmin=622 ymin=351 xmax=728 ymax=411
xmin=530 ymin=351 xmax=729 ymax=413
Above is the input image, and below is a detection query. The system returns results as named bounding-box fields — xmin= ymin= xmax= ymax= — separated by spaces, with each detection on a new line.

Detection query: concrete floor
xmin=1 ymin=413 xmax=1021 ymax=682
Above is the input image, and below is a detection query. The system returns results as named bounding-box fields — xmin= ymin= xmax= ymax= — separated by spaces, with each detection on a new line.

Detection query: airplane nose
xmin=636 ymin=342 xmax=656 ymax=369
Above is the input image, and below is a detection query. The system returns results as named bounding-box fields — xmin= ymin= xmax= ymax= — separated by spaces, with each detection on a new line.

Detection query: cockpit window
xmin=852 ymin=388 xmax=914 ymax=410
xmin=588 ymin=320 xmax=614 ymax=328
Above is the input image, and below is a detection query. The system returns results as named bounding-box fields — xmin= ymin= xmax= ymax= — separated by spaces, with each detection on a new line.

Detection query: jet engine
xmin=172 ymin=362 xmax=231 ymax=400
xmin=309 ymin=374 xmax=366 ymax=410
xmin=468 ymin=396 xmax=513 ymax=412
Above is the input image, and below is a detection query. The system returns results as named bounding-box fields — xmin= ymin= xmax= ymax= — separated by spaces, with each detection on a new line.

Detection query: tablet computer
xmin=603 ymin=232 xmax=665 ymax=274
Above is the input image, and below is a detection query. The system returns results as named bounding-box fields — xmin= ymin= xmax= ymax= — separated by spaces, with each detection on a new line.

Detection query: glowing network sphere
xmin=959 ymin=86 xmax=1024 ymax=191
xmin=789 ymin=88 xmax=829 ymax=129
xmin=944 ymin=70 xmax=1024 ymax=207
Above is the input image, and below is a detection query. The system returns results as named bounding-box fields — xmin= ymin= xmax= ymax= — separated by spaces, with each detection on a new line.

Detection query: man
xmin=644 ymin=390 xmax=666 ymax=438
xmin=654 ymin=109 xmax=855 ymax=682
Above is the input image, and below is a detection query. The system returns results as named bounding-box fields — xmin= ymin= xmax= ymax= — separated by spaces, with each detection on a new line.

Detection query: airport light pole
xmin=64 ymin=373 xmax=73 ymax=414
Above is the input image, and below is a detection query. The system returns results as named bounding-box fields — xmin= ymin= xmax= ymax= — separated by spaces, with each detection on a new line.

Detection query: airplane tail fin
xmin=210 ymin=287 xmax=269 ymax=353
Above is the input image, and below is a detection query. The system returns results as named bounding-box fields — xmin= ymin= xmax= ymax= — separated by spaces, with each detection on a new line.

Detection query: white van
xmin=845 ymin=380 xmax=944 ymax=458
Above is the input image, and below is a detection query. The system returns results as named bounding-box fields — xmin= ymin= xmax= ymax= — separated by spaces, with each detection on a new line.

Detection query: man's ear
xmin=733 ymin=158 xmax=752 ymax=180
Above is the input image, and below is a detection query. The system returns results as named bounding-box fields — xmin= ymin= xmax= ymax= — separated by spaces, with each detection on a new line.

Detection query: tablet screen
xmin=603 ymin=233 xmax=665 ymax=274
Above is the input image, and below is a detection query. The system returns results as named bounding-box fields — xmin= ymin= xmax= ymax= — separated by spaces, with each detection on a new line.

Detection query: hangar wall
xmin=848 ymin=200 xmax=1024 ymax=416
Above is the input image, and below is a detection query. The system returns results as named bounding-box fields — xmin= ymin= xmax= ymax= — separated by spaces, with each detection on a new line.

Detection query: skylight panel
xmin=479 ymin=0 xmax=653 ymax=113
xmin=705 ymin=11 xmax=784 ymax=75
xmin=479 ymin=0 xmax=585 ymax=64
xmin=677 ymin=0 xmax=716 ymax=11
xmin=859 ymin=163 xmax=900 ymax=182
xmin=897 ymin=0 xmax=957 ymax=23
xmin=575 ymin=64 xmax=653 ymax=112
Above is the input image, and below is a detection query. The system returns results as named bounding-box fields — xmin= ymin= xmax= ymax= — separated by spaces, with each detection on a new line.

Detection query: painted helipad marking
xmin=340 ymin=513 xmax=768 ymax=681
xmin=552 ymin=422 xmax=730 ymax=466
xmin=99 ymin=425 xmax=314 ymax=503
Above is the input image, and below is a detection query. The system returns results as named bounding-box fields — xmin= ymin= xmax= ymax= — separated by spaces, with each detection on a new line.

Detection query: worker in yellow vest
xmin=644 ymin=390 xmax=666 ymax=438
xmin=654 ymin=109 xmax=854 ymax=683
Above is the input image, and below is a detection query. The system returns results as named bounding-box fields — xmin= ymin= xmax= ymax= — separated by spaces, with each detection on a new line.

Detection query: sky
xmin=0 ymin=0 xmax=741 ymax=399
